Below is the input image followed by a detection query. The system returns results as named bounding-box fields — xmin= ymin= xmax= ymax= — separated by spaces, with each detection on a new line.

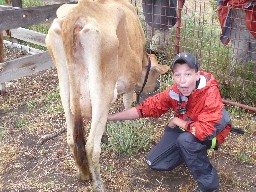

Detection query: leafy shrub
xmin=103 ymin=119 xmax=154 ymax=155
xmin=0 ymin=128 xmax=4 ymax=142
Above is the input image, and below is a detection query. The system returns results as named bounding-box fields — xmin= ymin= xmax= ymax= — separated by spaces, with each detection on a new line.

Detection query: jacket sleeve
xmin=135 ymin=87 xmax=175 ymax=118
xmin=184 ymin=86 xmax=227 ymax=141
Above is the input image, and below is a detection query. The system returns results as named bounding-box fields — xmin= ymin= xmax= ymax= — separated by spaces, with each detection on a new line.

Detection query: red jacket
xmin=217 ymin=0 xmax=256 ymax=45
xmin=136 ymin=71 xmax=231 ymax=145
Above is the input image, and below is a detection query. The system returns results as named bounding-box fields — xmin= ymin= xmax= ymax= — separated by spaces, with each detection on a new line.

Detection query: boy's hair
xmin=171 ymin=52 xmax=199 ymax=72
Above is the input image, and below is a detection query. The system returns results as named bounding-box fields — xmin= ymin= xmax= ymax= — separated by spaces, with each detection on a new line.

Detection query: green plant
xmin=103 ymin=119 xmax=154 ymax=155
xmin=27 ymin=98 xmax=40 ymax=109
xmin=2 ymin=104 xmax=9 ymax=112
xmin=43 ymin=88 xmax=63 ymax=113
xmin=29 ymin=178 xmax=55 ymax=188
xmin=15 ymin=119 xmax=27 ymax=128
xmin=23 ymin=0 xmax=46 ymax=7
xmin=46 ymin=90 xmax=61 ymax=102
xmin=0 ymin=128 xmax=4 ymax=142
xmin=236 ymin=151 xmax=250 ymax=162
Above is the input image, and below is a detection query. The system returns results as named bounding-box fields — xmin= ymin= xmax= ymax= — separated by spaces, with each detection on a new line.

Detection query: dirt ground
xmin=0 ymin=49 xmax=256 ymax=192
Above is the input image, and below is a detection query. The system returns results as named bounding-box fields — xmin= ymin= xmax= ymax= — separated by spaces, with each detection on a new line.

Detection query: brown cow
xmin=45 ymin=0 xmax=169 ymax=191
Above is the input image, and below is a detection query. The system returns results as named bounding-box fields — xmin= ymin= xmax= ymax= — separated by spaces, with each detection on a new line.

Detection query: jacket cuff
xmin=135 ymin=105 xmax=144 ymax=118
xmin=185 ymin=121 xmax=193 ymax=131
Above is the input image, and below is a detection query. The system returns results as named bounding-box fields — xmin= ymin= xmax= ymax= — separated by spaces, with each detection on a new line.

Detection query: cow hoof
xmin=93 ymin=181 xmax=105 ymax=192
xmin=76 ymin=171 xmax=90 ymax=181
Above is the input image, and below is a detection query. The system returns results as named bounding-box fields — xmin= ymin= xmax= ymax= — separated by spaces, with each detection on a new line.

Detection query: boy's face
xmin=172 ymin=63 xmax=200 ymax=96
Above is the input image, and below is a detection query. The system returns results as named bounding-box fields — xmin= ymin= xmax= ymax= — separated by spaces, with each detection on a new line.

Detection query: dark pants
xmin=146 ymin=126 xmax=219 ymax=192
xmin=142 ymin=0 xmax=178 ymax=30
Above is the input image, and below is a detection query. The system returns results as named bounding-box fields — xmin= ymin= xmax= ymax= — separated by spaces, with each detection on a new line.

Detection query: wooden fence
xmin=0 ymin=0 xmax=76 ymax=92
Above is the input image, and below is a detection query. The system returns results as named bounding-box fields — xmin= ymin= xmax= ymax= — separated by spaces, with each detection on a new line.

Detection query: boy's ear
xmin=196 ymin=71 xmax=200 ymax=81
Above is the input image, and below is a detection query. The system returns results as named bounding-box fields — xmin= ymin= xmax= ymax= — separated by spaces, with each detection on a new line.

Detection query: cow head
xmin=136 ymin=53 xmax=169 ymax=94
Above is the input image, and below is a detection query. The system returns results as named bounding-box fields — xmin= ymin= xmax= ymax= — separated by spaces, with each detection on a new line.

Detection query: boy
xmin=108 ymin=52 xmax=231 ymax=192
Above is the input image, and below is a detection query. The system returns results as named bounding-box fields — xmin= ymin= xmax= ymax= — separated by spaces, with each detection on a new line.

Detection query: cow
xmin=45 ymin=0 xmax=169 ymax=191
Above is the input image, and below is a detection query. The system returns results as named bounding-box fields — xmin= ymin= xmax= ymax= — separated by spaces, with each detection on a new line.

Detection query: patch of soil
xmin=0 ymin=53 xmax=256 ymax=191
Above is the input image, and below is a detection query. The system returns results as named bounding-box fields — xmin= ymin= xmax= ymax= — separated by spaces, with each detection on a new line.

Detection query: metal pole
xmin=223 ymin=99 xmax=256 ymax=113
xmin=175 ymin=0 xmax=183 ymax=54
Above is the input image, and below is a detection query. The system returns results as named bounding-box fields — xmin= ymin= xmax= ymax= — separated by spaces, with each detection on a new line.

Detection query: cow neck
xmin=135 ymin=55 xmax=151 ymax=104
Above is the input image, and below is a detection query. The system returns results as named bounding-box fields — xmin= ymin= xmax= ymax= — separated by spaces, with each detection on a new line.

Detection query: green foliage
xmin=23 ymin=0 xmax=46 ymax=7
xmin=45 ymin=88 xmax=61 ymax=102
xmin=0 ymin=128 xmax=4 ymax=142
xmin=44 ymin=87 xmax=63 ymax=113
xmin=0 ymin=0 xmax=46 ymax=7
xmin=15 ymin=119 xmax=27 ymax=128
xmin=27 ymin=98 xmax=40 ymax=110
xmin=236 ymin=151 xmax=250 ymax=162
xmin=103 ymin=119 xmax=154 ymax=155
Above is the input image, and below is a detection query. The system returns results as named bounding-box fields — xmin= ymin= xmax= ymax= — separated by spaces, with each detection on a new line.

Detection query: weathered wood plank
xmin=0 ymin=5 xmax=13 ymax=11
xmin=4 ymin=40 xmax=44 ymax=55
xmin=7 ymin=28 xmax=47 ymax=47
xmin=0 ymin=4 xmax=70 ymax=31
xmin=0 ymin=51 xmax=55 ymax=83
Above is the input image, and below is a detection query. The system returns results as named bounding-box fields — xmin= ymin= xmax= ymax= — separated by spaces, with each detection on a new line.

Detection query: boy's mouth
xmin=179 ymin=87 xmax=190 ymax=95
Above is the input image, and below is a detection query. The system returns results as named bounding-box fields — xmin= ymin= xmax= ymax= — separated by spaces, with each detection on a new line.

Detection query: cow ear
xmin=151 ymin=64 xmax=169 ymax=75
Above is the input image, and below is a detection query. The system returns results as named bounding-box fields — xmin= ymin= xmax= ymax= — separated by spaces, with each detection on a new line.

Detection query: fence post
xmin=175 ymin=0 xmax=183 ymax=55
xmin=12 ymin=0 xmax=22 ymax=8
xmin=0 ymin=0 xmax=23 ymax=94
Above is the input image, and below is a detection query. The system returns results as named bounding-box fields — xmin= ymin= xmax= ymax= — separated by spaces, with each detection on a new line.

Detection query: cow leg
xmin=45 ymin=19 xmax=90 ymax=180
xmin=79 ymin=21 xmax=117 ymax=191
xmin=86 ymin=99 xmax=112 ymax=192
xmin=123 ymin=91 xmax=134 ymax=109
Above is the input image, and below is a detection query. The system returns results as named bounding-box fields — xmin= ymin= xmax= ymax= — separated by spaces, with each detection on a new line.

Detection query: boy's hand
xmin=168 ymin=117 xmax=177 ymax=128
xmin=168 ymin=117 xmax=187 ymax=129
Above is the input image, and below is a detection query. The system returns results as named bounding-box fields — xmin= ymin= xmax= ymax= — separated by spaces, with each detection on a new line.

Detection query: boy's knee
xmin=177 ymin=132 xmax=195 ymax=148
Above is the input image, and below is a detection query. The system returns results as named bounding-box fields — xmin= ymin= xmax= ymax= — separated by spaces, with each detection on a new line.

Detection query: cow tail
xmin=61 ymin=13 xmax=90 ymax=180
xmin=73 ymin=107 xmax=90 ymax=180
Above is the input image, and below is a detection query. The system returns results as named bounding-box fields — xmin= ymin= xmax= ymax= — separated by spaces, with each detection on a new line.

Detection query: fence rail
xmin=0 ymin=4 xmax=63 ymax=31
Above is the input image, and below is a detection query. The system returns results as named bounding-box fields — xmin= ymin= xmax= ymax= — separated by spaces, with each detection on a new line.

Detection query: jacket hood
xmin=198 ymin=71 xmax=219 ymax=89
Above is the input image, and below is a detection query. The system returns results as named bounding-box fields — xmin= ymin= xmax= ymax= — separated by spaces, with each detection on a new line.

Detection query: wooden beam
xmin=7 ymin=28 xmax=47 ymax=47
xmin=0 ymin=51 xmax=55 ymax=83
xmin=3 ymin=40 xmax=44 ymax=55
xmin=0 ymin=3 xmax=74 ymax=31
